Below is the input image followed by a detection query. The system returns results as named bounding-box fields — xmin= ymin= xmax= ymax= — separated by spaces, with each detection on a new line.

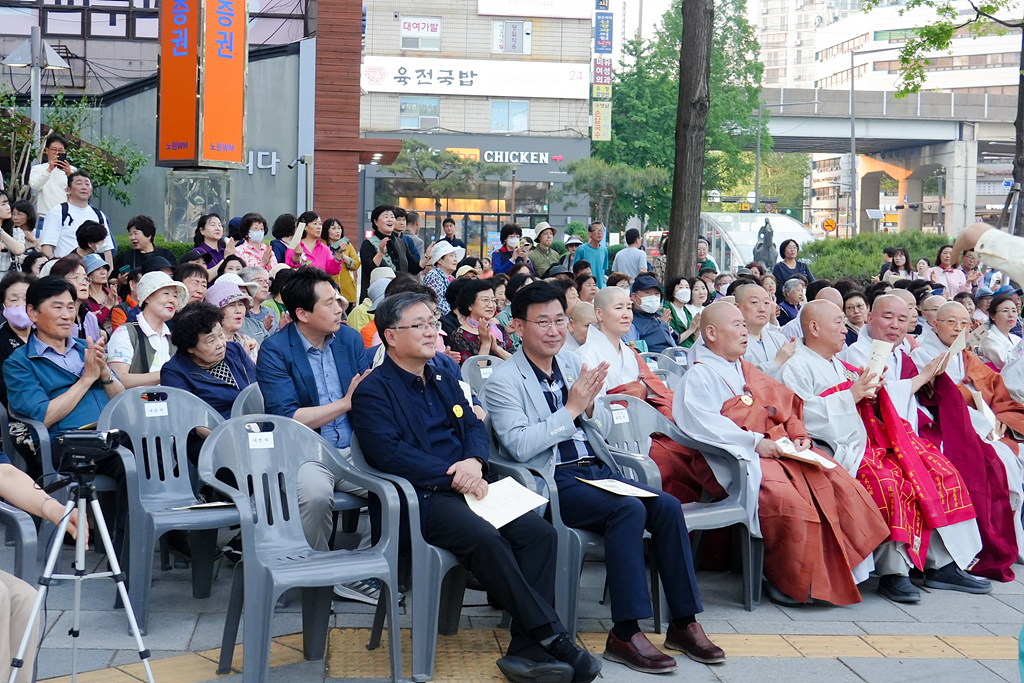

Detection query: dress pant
xmin=422 ymin=491 xmax=562 ymax=656
xmin=874 ymin=532 xmax=956 ymax=576
xmin=296 ymin=458 xmax=367 ymax=552
xmin=0 ymin=569 xmax=38 ymax=683
xmin=554 ymin=461 xmax=702 ymax=623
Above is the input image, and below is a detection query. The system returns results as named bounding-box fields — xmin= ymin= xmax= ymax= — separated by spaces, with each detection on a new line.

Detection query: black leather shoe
xmin=877 ymin=574 xmax=921 ymax=603
xmin=763 ymin=580 xmax=802 ymax=606
xmin=924 ymin=563 xmax=992 ymax=594
xmin=496 ymin=656 xmax=573 ymax=683
xmin=544 ymin=634 xmax=601 ymax=683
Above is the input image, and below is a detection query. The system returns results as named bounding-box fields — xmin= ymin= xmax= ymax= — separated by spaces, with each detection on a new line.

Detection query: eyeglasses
xmin=391 ymin=321 xmax=442 ymax=333
xmin=67 ymin=275 xmax=88 ymax=284
xmin=937 ymin=319 xmax=969 ymax=327
xmin=523 ymin=317 xmax=569 ymax=331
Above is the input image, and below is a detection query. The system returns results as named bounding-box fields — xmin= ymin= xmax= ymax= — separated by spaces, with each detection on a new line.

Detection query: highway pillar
xmin=859 ymin=173 xmax=882 ymax=233
xmin=898 ymin=176 xmax=924 ymax=232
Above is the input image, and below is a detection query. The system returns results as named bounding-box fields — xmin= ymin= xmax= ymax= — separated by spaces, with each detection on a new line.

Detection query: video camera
xmin=55 ymin=430 xmax=121 ymax=466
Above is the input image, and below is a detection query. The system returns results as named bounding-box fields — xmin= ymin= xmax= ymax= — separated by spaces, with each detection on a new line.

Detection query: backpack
xmin=59 ymin=202 xmax=116 ymax=256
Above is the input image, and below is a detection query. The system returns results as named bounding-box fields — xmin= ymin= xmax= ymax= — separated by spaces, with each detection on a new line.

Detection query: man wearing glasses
xmin=351 ymin=291 xmax=602 ymax=683
xmin=483 ymin=281 xmax=723 ymax=676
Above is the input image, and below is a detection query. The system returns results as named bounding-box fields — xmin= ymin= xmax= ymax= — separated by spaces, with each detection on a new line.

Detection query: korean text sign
xmin=200 ymin=0 xmax=246 ymax=165
xmin=157 ymin=0 xmax=199 ymax=164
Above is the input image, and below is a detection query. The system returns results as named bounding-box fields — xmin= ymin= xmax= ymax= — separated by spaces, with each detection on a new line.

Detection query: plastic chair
xmin=9 ymin=408 xmax=127 ymax=566
xmin=230 ymin=382 xmax=264 ymax=419
xmin=461 ymin=355 xmax=503 ymax=396
xmin=96 ymin=387 xmax=237 ymax=634
xmin=661 ymin=347 xmax=689 ymax=368
xmin=655 ymin=355 xmax=686 ymax=388
xmin=597 ymin=394 xmax=763 ymax=612
xmin=350 ymin=436 xmax=468 ymax=683
xmin=0 ymin=403 xmax=27 ymax=474
xmin=0 ymin=501 xmax=37 ymax=581
xmin=639 ymin=352 xmax=663 ymax=372
xmin=199 ymin=417 xmax=403 ymax=683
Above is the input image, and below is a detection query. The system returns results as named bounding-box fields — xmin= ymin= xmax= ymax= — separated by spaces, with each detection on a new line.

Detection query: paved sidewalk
xmin=13 ymin=537 xmax=1023 ymax=683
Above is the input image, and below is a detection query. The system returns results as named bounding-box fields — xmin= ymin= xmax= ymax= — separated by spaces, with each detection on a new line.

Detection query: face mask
xmin=718 ymin=284 xmax=730 ymax=296
xmin=506 ymin=236 xmax=520 ymax=249
xmin=3 ymin=306 xmax=31 ymax=329
xmin=674 ymin=288 xmax=691 ymax=304
xmin=639 ymin=295 xmax=662 ymax=314
xmin=249 ymin=230 xmax=265 ymax=243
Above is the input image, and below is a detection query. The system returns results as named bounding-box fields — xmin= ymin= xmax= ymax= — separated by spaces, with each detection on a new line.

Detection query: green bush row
xmin=801 ymin=232 xmax=953 ymax=284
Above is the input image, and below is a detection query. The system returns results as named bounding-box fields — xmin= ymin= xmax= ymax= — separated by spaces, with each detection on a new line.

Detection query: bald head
xmin=594 ymin=286 xmax=628 ymax=312
xmin=802 ymin=300 xmax=847 ymax=357
xmin=868 ymin=294 xmax=911 ymax=344
xmin=815 ymin=287 xmax=843 ymax=308
xmin=568 ymin=301 xmax=596 ymax=325
xmin=890 ymin=289 xmax=917 ymax=309
xmin=701 ymin=301 xmax=748 ymax=362
xmin=920 ymin=295 xmax=946 ymax=327
xmin=934 ymin=301 xmax=971 ymax=347
xmin=734 ymin=283 xmax=766 ymax=306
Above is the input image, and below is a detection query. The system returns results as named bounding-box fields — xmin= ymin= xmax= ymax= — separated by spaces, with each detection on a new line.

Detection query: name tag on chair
xmin=480 ymin=367 xmax=492 ymax=379
xmin=612 ymin=409 xmax=629 ymax=424
xmin=248 ymin=432 xmax=275 ymax=449
xmin=145 ymin=403 xmax=168 ymax=418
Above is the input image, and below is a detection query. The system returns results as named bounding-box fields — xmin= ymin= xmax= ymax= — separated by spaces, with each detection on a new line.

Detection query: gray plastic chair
xmin=230 ymin=382 xmax=264 ymax=419
xmin=661 ymin=347 xmax=689 ymax=368
xmin=97 ymin=387 xmax=238 ymax=634
xmin=0 ymin=501 xmax=37 ymax=581
xmin=597 ymin=394 xmax=762 ymax=612
xmin=9 ymin=408 xmax=127 ymax=566
xmin=0 ymin=403 xmax=27 ymax=475
xmin=199 ymin=417 xmax=403 ymax=683
xmin=461 ymin=355 xmax=503 ymax=396
xmin=656 ymin=353 xmax=687 ymax=387
xmin=639 ymin=351 xmax=663 ymax=372
xmin=350 ymin=436 xmax=468 ymax=683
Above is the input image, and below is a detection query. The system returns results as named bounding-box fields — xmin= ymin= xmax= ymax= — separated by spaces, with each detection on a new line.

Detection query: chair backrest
xmin=97 ymin=387 xmax=223 ymax=505
xmin=638 ymin=352 xmax=662 ymax=372
xmin=0 ymin=403 xmax=26 ymax=473
xmin=199 ymin=416 xmax=344 ymax=554
xmin=598 ymin=394 xmax=672 ymax=460
xmin=230 ymin=383 xmax=265 ymax=418
xmin=661 ymin=347 xmax=689 ymax=367
xmin=461 ymin=355 xmax=503 ymax=395
xmin=657 ymin=354 xmax=686 ymax=388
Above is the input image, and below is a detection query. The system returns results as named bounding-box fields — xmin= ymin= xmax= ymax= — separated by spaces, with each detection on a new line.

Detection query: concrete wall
xmin=85 ymin=48 xmax=301 ymax=239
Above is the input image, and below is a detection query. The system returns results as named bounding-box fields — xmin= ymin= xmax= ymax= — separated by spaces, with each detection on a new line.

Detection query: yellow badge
xmin=740 ymin=395 xmax=754 ymax=406
xmin=453 ymin=405 xmax=464 ymax=418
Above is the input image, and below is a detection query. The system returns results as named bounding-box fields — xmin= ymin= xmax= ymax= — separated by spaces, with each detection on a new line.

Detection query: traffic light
xmin=784 ymin=208 xmax=793 ymax=215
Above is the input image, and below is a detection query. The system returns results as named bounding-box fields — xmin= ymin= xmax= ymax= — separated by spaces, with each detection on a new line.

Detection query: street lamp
xmin=2 ymin=26 xmax=70 ymax=144
xmin=850 ymin=46 xmax=901 ymax=234
xmin=755 ymin=100 xmax=818 ymax=211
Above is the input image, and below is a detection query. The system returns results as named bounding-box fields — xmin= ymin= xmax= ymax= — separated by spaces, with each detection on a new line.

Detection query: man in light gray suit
xmin=483 ymin=281 xmax=724 ymax=676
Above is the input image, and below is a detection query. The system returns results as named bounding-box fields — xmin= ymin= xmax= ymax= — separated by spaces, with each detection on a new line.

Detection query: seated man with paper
xmin=350 ymin=291 xmax=601 ymax=683
xmin=674 ymin=302 xmax=890 ymax=606
xmin=484 ymin=282 xmax=723 ymax=675
xmin=832 ymin=295 xmax=991 ymax=597
xmin=911 ymin=300 xmax=1024 ymax=575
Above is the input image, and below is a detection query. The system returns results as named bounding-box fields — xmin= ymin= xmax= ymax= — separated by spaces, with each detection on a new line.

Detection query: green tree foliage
xmin=714 ymin=152 xmax=810 ymax=213
xmin=565 ymin=221 xmax=588 ymax=239
xmin=801 ymin=231 xmax=952 ymax=283
xmin=551 ymin=157 xmax=669 ymax=230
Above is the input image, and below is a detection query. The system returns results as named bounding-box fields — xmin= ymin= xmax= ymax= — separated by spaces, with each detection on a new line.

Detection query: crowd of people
xmin=5 ymin=156 xmax=1024 ymax=682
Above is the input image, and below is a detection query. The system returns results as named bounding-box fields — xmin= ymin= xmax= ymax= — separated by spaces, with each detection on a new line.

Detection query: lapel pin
xmin=453 ymin=405 xmax=464 ymax=418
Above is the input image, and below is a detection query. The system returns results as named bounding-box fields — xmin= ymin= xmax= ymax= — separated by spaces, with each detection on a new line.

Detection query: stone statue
xmin=754 ymin=219 xmax=777 ymax=269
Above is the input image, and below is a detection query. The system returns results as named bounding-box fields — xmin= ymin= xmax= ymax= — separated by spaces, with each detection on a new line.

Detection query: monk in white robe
xmin=562 ymin=302 xmax=596 ymax=354
xmin=912 ymin=301 xmax=1024 ymax=569
xmin=735 ymin=284 xmax=794 ymax=379
xmin=831 ymin=296 xmax=989 ymax=597
xmin=674 ymin=302 xmax=889 ymax=606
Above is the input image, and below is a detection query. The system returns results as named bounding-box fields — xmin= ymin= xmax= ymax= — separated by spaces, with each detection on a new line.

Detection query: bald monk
xmin=563 ymin=302 xmax=597 ymax=354
xmin=673 ymin=302 xmax=889 ymax=606
xmin=735 ymin=284 xmax=795 ymax=378
xmin=828 ymin=295 xmax=990 ymax=597
xmin=781 ymin=287 xmax=843 ymax=340
xmin=912 ymin=301 xmax=1024 ymax=572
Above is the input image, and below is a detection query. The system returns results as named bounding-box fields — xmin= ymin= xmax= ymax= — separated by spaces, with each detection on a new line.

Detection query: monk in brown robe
xmin=672 ymin=302 xmax=890 ymax=606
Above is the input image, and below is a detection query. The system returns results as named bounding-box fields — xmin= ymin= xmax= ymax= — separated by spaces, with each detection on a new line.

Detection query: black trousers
xmin=422 ymin=491 xmax=562 ymax=657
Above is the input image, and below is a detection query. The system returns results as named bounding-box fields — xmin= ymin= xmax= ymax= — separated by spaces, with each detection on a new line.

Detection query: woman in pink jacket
xmin=284 ymin=210 xmax=343 ymax=275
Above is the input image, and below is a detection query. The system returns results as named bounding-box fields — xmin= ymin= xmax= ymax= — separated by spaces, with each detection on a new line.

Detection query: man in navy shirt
xmin=351 ymin=291 xmax=600 ymax=683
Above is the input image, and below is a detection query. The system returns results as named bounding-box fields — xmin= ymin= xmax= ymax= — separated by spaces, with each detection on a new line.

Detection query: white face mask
xmin=718 ymin=284 xmax=730 ymax=296
xmin=674 ymin=287 xmax=691 ymax=304
xmin=639 ymin=295 xmax=662 ymax=314
xmin=249 ymin=230 xmax=265 ymax=243
xmin=506 ymin=236 xmax=520 ymax=249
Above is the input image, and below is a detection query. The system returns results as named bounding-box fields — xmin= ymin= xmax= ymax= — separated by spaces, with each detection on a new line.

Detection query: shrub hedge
xmin=801 ymin=232 xmax=953 ymax=284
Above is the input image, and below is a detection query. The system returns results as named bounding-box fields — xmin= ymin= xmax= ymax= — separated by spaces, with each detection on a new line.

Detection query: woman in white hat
xmin=107 ymin=271 xmax=189 ymax=388
xmin=206 ymin=280 xmax=259 ymax=361
xmin=422 ymin=241 xmax=464 ymax=316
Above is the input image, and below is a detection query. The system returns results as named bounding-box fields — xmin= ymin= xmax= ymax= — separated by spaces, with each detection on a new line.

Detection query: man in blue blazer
xmin=483 ymin=282 xmax=724 ymax=675
xmin=351 ymin=292 xmax=601 ymax=683
xmin=256 ymin=267 xmax=376 ymax=603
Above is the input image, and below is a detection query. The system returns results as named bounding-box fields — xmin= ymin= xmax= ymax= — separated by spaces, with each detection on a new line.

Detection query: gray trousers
xmin=296 ymin=455 xmax=367 ymax=552
xmin=874 ymin=532 xmax=955 ymax=577
xmin=0 ymin=569 xmax=38 ymax=683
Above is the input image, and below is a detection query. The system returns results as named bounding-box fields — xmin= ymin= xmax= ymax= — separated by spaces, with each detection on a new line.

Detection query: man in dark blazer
xmin=351 ymin=291 xmax=601 ymax=683
xmin=256 ymin=267 xmax=377 ymax=603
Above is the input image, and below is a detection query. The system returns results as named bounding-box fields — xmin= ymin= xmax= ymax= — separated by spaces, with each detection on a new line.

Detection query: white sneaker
xmin=333 ymin=579 xmax=381 ymax=605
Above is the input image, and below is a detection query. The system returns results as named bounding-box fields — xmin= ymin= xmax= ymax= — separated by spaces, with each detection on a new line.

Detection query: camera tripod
xmin=8 ymin=461 xmax=155 ymax=683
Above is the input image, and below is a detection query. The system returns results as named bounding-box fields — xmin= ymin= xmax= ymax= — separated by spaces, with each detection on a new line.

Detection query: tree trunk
xmin=667 ymin=0 xmax=714 ymax=281
xmin=1015 ymin=28 xmax=1024 ymax=236
xmin=434 ymin=197 xmax=443 ymax=240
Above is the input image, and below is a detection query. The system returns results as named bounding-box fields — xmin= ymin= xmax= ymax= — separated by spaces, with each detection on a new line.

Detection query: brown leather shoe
xmin=663 ymin=622 xmax=726 ymax=664
xmin=603 ymin=630 xmax=677 ymax=674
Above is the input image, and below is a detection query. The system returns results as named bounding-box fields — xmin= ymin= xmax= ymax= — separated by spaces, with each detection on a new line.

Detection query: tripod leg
xmin=7 ymin=498 xmax=76 ymax=683
xmin=70 ymin=494 xmax=88 ymax=683
xmin=85 ymin=493 xmax=155 ymax=683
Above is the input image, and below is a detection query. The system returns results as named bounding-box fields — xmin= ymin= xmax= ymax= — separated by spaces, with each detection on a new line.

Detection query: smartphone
xmin=331 ymin=238 xmax=350 ymax=251
xmin=57 ymin=152 xmax=67 ymax=163
xmin=119 ymin=264 xmax=130 ymax=274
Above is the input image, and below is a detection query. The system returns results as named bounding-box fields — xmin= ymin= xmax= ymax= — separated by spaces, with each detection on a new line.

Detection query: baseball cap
xmin=141 ymin=256 xmax=175 ymax=275
xmin=631 ymin=274 xmax=664 ymax=294
xmin=545 ymin=264 xmax=571 ymax=278
xmin=977 ymin=286 xmax=994 ymax=298
xmin=218 ymin=272 xmax=259 ymax=298
xmin=994 ymin=285 xmax=1023 ymax=297
xmin=456 ymin=265 xmax=480 ymax=278
xmin=367 ymin=278 xmax=389 ymax=312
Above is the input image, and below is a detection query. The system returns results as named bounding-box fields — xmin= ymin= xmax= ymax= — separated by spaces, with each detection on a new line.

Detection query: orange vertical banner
xmin=198 ymin=0 xmax=246 ymax=167
xmin=156 ymin=0 xmax=200 ymax=165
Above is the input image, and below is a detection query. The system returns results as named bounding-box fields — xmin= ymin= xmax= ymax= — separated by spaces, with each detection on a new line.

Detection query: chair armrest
xmin=487 ymin=459 xmax=539 ymax=493
xmin=0 ymin=500 xmax=37 ymax=581
xmin=604 ymin=446 xmax=663 ymax=489
xmin=325 ymin=448 xmax=402 ymax=564
xmin=9 ymin=410 xmax=51 ymax=475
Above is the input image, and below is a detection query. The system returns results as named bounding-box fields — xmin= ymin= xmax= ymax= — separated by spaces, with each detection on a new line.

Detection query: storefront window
xmin=399 ymin=97 xmax=440 ymax=129
xmin=490 ymin=101 xmax=529 ymax=133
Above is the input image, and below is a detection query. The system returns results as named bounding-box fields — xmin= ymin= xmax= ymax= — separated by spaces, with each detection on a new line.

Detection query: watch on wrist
xmin=99 ymin=377 xmax=114 ymax=386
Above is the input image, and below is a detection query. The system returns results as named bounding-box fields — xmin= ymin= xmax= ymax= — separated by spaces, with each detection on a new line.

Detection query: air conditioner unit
xmin=794 ymin=39 xmax=803 ymax=46
xmin=420 ymin=117 xmax=440 ymax=130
